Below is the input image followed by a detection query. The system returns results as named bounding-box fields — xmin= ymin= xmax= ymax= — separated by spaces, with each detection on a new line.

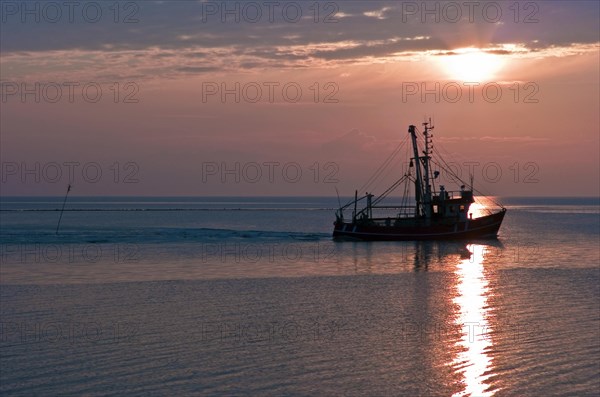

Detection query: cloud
xmin=439 ymin=136 xmax=549 ymax=143
xmin=175 ymin=66 xmax=220 ymax=73
xmin=1 ymin=1 xmax=598 ymax=80
xmin=2 ymin=1 xmax=598 ymax=54
xmin=322 ymin=129 xmax=377 ymax=154
xmin=363 ymin=7 xmax=392 ymax=20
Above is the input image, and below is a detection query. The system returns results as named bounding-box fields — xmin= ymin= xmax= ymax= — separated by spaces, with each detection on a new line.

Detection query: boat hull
xmin=333 ymin=209 xmax=506 ymax=241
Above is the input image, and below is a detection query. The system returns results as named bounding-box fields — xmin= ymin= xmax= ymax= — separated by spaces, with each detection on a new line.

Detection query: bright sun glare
xmin=441 ymin=48 xmax=505 ymax=82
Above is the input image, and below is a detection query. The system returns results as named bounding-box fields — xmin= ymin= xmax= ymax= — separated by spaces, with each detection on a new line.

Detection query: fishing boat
xmin=333 ymin=121 xmax=506 ymax=241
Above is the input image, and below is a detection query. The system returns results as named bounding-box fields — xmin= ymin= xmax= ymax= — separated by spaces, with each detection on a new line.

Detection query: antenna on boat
xmin=56 ymin=184 xmax=71 ymax=235
xmin=470 ymin=174 xmax=474 ymax=192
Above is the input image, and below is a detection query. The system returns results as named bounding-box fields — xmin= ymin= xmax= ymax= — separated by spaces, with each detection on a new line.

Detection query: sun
xmin=440 ymin=48 xmax=505 ymax=82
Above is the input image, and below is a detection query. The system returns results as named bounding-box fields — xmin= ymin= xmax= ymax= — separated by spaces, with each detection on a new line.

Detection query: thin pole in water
xmin=56 ymin=184 xmax=71 ymax=235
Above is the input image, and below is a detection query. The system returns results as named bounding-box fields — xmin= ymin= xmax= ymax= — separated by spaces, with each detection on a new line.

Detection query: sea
xmin=1 ymin=196 xmax=599 ymax=396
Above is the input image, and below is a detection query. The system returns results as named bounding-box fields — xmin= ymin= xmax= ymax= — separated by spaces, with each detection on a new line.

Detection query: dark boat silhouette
xmin=333 ymin=122 xmax=506 ymax=241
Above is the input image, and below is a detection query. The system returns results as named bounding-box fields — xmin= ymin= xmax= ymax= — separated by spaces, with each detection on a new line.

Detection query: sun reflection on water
xmin=452 ymin=244 xmax=495 ymax=397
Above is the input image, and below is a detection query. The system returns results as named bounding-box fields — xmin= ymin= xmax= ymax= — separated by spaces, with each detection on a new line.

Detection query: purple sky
xmin=1 ymin=1 xmax=599 ymax=196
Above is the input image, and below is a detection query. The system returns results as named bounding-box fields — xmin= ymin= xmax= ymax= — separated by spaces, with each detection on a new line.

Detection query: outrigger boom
xmin=333 ymin=122 xmax=506 ymax=241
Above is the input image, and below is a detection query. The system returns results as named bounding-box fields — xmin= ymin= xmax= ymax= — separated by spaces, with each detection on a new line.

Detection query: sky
xmin=1 ymin=0 xmax=599 ymax=197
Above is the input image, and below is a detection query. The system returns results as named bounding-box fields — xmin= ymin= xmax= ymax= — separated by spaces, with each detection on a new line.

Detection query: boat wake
xmin=0 ymin=227 xmax=330 ymax=245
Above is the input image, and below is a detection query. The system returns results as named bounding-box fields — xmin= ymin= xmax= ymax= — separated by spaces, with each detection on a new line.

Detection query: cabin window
xmin=459 ymin=205 xmax=465 ymax=213
xmin=433 ymin=205 xmax=438 ymax=214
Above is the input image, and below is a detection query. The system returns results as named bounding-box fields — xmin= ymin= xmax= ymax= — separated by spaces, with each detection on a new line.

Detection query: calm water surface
xmin=1 ymin=196 xmax=599 ymax=396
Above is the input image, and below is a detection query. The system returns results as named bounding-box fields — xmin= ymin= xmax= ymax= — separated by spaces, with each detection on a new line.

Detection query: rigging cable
xmin=431 ymin=138 xmax=505 ymax=209
xmin=357 ymin=133 xmax=409 ymax=194
xmin=430 ymin=155 xmax=504 ymax=209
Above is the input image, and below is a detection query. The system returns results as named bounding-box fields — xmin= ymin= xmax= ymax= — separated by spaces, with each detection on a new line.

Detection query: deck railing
xmin=356 ymin=205 xmax=416 ymax=220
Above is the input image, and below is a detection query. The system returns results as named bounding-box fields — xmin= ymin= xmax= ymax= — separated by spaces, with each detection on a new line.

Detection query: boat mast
xmin=353 ymin=190 xmax=358 ymax=222
xmin=422 ymin=120 xmax=434 ymax=218
xmin=409 ymin=125 xmax=424 ymax=217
